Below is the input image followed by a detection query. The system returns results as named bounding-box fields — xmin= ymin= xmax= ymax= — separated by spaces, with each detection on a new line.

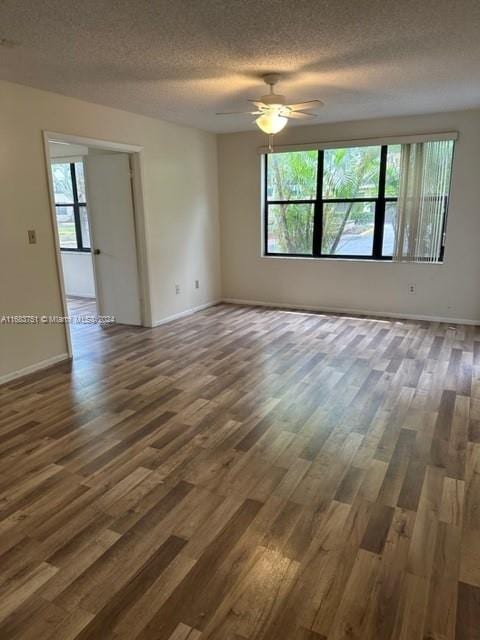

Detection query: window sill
xmin=60 ymin=249 xmax=92 ymax=254
xmin=261 ymin=254 xmax=443 ymax=264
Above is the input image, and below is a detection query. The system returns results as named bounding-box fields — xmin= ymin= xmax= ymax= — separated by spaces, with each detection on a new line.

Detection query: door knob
xmin=93 ymin=249 xmax=101 ymax=255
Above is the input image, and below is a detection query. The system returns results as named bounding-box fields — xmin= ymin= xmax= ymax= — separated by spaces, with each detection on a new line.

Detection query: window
xmin=264 ymin=139 xmax=454 ymax=262
xmin=52 ymin=161 xmax=90 ymax=251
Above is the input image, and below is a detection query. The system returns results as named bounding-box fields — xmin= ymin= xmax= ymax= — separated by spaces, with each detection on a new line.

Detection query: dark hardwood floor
xmin=0 ymin=302 xmax=479 ymax=639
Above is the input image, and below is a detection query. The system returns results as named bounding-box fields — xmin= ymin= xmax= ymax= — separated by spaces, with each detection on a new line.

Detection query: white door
xmin=84 ymin=153 xmax=142 ymax=325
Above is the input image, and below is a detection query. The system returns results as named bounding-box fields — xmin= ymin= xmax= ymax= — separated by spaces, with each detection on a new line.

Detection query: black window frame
xmin=263 ymin=145 xmax=447 ymax=261
xmin=54 ymin=161 xmax=90 ymax=253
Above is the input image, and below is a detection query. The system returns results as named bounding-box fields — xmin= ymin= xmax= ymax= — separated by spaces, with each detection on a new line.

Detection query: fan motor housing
xmin=260 ymin=93 xmax=286 ymax=106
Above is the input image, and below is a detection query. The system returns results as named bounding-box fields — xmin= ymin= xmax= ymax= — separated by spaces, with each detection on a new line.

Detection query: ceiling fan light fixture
xmin=255 ymin=110 xmax=288 ymax=134
xmin=216 ymin=74 xmax=323 ymax=146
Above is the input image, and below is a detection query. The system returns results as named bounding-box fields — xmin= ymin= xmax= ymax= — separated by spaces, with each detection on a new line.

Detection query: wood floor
xmin=67 ymin=296 xmax=97 ymax=317
xmin=1 ymin=302 xmax=479 ymax=639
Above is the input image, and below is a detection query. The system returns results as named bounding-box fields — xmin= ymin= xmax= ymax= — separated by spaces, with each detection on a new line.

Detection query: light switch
xmin=28 ymin=229 xmax=37 ymax=244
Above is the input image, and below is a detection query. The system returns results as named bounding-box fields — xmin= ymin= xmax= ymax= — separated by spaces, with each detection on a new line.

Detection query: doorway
xmin=44 ymin=133 xmax=151 ymax=357
xmin=50 ymin=143 xmax=97 ymax=323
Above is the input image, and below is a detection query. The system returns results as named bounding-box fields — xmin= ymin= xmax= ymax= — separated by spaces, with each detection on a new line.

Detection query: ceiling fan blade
xmin=216 ymin=111 xmax=260 ymax=116
xmin=287 ymin=100 xmax=324 ymax=110
xmin=287 ymin=111 xmax=317 ymax=119
xmin=247 ymin=100 xmax=267 ymax=108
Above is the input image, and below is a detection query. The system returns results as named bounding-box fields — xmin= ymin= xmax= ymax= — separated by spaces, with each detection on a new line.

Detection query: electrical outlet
xmin=408 ymin=283 xmax=416 ymax=294
xmin=175 ymin=284 xmax=180 ymax=295
xmin=28 ymin=229 xmax=37 ymax=244
xmin=195 ymin=280 xmax=199 ymax=289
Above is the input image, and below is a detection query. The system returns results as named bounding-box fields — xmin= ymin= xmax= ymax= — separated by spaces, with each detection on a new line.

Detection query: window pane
xmin=79 ymin=207 xmax=91 ymax=249
xmin=267 ymin=203 xmax=314 ymax=254
xmin=52 ymin=163 xmax=74 ymax=204
xmin=382 ymin=201 xmax=397 ymax=256
xmin=75 ymin=162 xmax=86 ymax=202
xmin=322 ymin=202 xmax=375 ymax=255
xmin=267 ymin=151 xmax=318 ymax=201
xmin=385 ymin=145 xmax=401 ymax=197
xmin=323 ymin=146 xmax=381 ymax=199
xmin=56 ymin=206 xmax=78 ymax=249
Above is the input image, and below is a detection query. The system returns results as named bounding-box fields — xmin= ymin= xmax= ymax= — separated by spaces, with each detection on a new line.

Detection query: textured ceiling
xmin=1 ymin=0 xmax=480 ymax=133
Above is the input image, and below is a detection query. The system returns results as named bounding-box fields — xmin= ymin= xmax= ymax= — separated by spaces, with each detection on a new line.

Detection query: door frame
xmin=43 ymin=131 xmax=153 ymax=357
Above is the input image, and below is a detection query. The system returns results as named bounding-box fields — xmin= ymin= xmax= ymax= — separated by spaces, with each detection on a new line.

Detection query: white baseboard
xmin=221 ymin=297 xmax=480 ymax=326
xmin=152 ymin=300 xmax=221 ymax=327
xmin=0 ymin=353 xmax=71 ymax=386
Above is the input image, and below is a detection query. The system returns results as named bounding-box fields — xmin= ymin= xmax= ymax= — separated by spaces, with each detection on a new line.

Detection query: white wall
xmin=60 ymin=252 xmax=95 ymax=298
xmin=0 ymin=80 xmax=221 ymax=380
xmin=49 ymin=142 xmax=89 ymax=158
xmin=218 ymin=110 xmax=480 ymax=323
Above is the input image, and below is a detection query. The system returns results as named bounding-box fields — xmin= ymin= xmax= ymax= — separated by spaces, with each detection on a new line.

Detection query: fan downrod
xmin=262 ymin=73 xmax=282 ymax=90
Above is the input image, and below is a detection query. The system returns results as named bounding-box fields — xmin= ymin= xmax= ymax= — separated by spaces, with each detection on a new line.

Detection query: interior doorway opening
xmin=50 ymin=143 xmax=97 ymax=325
xmin=44 ymin=133 xmax=151 ymax=358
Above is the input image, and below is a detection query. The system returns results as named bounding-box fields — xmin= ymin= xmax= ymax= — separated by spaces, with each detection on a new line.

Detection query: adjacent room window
xmin=51 ymin=161 xmax=91 ymax=251
xmin=264 ymin=139 xmax=454 ymax=262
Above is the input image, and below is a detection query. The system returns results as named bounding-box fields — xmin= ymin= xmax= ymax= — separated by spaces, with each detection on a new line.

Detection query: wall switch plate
xmin=28 ymin=229 xmax=37 ymax=244
xmin=408 ymin=283 xmax=416 ymax=294
xmin=175 ymin=284 xmax=180 ymax=294
xmin=195 ymin=280 xmax=199 ymax=289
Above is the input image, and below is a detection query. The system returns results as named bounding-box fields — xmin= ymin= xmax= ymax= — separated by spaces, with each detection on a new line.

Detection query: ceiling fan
xmin=217 ymin=74 xmax=324 ymax=138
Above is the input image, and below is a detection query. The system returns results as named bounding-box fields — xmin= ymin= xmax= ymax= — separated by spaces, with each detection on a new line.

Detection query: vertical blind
xmin=386 ymin=140 xmax=453 ymax=262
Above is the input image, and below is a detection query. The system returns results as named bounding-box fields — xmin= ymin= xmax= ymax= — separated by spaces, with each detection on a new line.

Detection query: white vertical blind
xmin=393 ymin=140 xmax=454 ymax=262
